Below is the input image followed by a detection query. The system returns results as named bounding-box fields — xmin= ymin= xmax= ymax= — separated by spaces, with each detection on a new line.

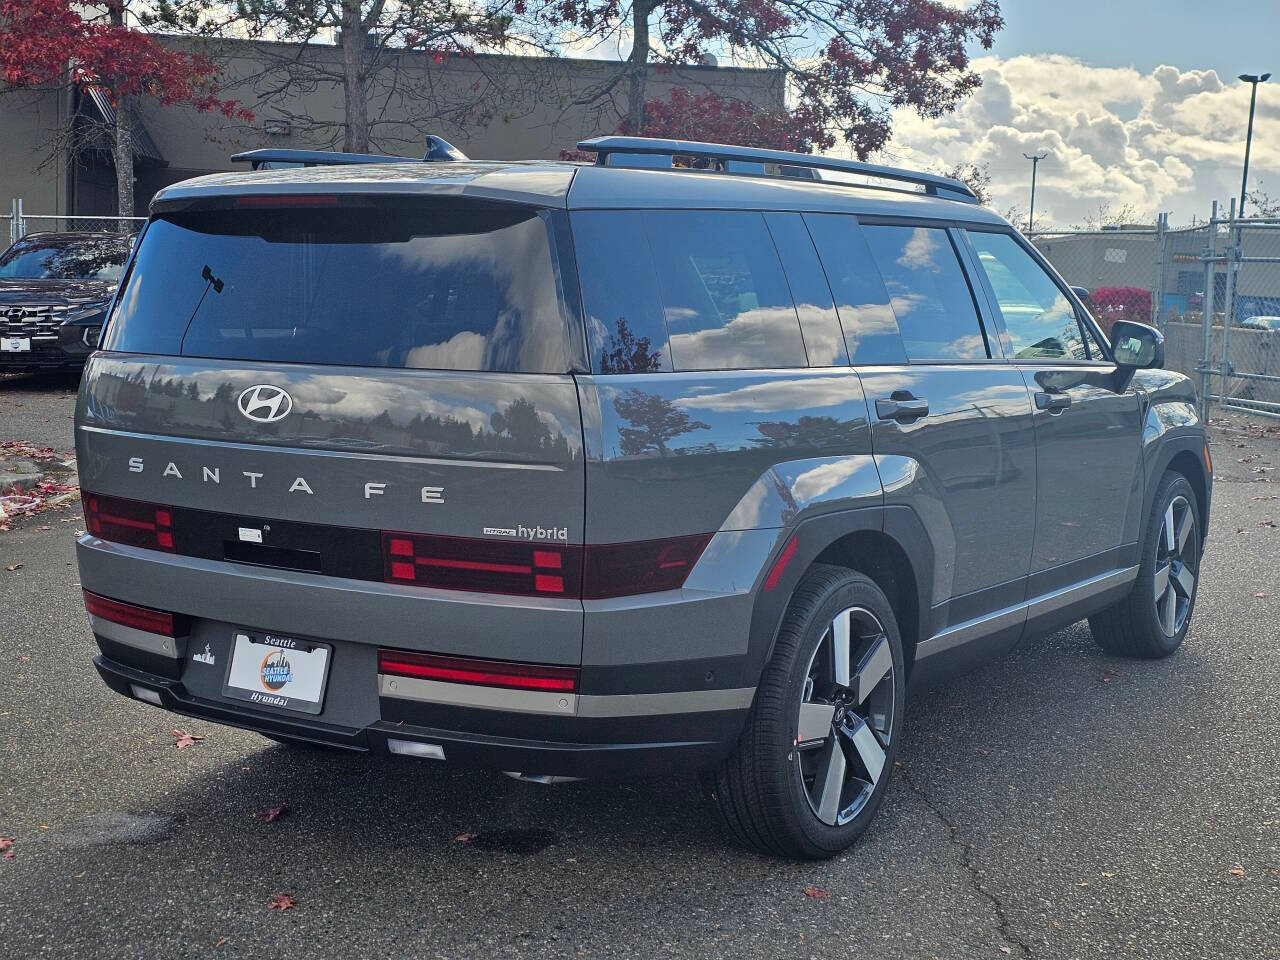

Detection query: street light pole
xmin=1023 ymin=152 xmax=1048 ymax=235
xmin=1238 ymin=72 xmax=1271 ymax=217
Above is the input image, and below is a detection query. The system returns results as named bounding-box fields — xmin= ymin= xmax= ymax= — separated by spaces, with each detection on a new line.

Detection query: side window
xmin=643 ymin=211 xmax=808 ymax=371
xmin=860 ymin=225 xmax=988 ymax=361
xmin=802 ymin=214 xmax=908 ymax=365
xmin=573 ymin=211 xmax=672 ymax=373
xmin=966 ymin=231 xmax=1094 ymax=361
xmin=762 ymin=213 xmax=848 ymax=366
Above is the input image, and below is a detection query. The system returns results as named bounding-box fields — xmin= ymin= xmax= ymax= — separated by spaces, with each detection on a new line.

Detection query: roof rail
xmin=231 ymin=137 xmax=469 ymax=171
xmin=576 ymin=136 xmax=979 ymax=204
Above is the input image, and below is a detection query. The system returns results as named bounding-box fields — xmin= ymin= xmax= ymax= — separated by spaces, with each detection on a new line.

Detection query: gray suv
xmin=74 ymin=137 xmax=1210 ymax=859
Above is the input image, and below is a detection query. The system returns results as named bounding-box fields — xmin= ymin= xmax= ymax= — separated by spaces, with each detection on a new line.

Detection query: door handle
xmin=875 ymin=395 xmax=930 ymax=423
xmin=1035 ymin=392 xmax=1072 ymax=413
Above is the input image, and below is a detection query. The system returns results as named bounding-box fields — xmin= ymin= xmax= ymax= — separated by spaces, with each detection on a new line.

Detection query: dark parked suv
xmin=74 ymin=138 xmax=1210 ymax=858
xmin=0 ymin=231 xmax=132 ymax=372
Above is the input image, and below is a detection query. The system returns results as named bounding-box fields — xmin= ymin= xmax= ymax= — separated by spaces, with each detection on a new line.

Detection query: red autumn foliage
xmin=535 ymin=0 xmax=1002 ymax=159
xmin=0 ymin=0 xmax=251 ymax=122
xmin=1084 ymin=287 xmax=1153 ymax=337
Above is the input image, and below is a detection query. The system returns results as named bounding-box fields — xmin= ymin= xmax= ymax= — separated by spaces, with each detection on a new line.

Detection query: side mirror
xmin=1071 ymin=286 xmax=1091 ymax=302
xmin=1110 ymin=319 xmax=1164 ymax=369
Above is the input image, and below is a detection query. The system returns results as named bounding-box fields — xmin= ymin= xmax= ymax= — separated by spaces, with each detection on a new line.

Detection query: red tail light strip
xmin=83 ymin=492 xmax=175 ymax=552
xmin=83 ymin=590 xmax=180 ymax=637
xmin=378 ymin=649 xmax=578 ymax=693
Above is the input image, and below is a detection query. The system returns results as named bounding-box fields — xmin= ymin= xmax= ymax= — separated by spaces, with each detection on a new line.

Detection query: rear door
xmin=78 ymin=195 xmax=587 ymax=665
xmin=807 ymin=216 xmax=1038 ymax=650
xmin=960 ymin=229 xmax=1144 ymax=601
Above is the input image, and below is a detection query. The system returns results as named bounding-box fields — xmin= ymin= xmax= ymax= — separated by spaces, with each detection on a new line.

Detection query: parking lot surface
xmin=1 ymin=372 xmax=1277 ymax=959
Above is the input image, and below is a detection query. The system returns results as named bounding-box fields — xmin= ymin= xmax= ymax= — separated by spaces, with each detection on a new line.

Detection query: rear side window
xmin=803 ymin=214 xmax=908 ymax=365
xmin=645 ymin=211 xmax=808 ymax=371
xmin=966 ymin=231 xmax=1096 ymax=361
xmin=860 ymin=225 xmax=988 ymax=361
xmin=104 ymin=200 xmax=573 ymax=373
xmin=763 ymin=213 xmax=848 ymax=366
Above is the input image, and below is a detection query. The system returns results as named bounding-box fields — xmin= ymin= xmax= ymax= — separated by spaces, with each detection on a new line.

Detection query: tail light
xmin=83 ymin=590 xmax=183 ymax=637
xmin=381 ymin=531 xmax=712 ymax=599
xmin=83 ymin=492 xmax=175 ymax=552
xmin=582 ymin=533 xmax=712 ymax=599
xmin=378 ymin=649 xmax=578 ymax=693
xmin=382 ymin=532 xmax=582 ymax=597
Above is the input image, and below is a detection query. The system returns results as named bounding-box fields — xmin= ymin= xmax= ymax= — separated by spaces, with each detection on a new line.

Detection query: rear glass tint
xmin=646 ymin=211 xmax=807 ymax=371
xmin=104 ymin=201 xmax=572 ymax=373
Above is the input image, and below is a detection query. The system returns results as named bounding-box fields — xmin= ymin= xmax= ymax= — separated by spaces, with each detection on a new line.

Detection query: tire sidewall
xmin=1136 ymin=473 xmax=1201 ymax=654
xmin=774 ymin=573 xmax=906 ymax=856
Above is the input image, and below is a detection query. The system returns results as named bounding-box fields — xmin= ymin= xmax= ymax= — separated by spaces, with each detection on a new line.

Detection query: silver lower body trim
xmin=88 ymin=613 xmax=184 ymax=659
xmin=377 ymin=674 xmax=755 ymax=718
xmin=920 ymin=566 xmax=1140 ymax=658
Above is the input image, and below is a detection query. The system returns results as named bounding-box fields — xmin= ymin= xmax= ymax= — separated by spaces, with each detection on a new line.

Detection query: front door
xmin=837 ymin=222 xmax=1038 ymax=656
xmin=961 ymin=229 xmax=1145 ymax=606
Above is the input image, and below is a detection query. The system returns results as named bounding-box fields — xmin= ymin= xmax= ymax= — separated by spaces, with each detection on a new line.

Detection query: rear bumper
xmin=94 ymin=652 xmax=746 ymax=777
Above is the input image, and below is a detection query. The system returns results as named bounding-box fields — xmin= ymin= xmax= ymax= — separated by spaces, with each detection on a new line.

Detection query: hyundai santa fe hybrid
xmin=74 ymin=137 xmax=1210 ymax=859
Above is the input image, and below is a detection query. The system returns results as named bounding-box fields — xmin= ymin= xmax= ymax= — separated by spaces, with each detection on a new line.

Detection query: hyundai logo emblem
xmin=237 ymin=384 xmax=293 ymax=424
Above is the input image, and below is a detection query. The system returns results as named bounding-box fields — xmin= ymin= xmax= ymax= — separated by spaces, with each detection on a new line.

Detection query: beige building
xmin=0 ymin=37 xmax=785 ymax=220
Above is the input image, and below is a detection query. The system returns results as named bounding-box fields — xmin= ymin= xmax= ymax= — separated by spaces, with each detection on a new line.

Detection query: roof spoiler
xmin=576 ymin=136 xmax=979 ymax=204
xmin=231 ymin=137 xmax=470 ymax=171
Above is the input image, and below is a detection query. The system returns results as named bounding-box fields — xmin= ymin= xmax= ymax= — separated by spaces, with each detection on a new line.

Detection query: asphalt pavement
xmin=1 ymin=372 xmax=1277 ymax=959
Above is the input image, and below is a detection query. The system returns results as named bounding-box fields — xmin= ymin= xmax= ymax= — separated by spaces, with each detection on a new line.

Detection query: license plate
xmin=1 ymin=337 xmax=31 ymax=352
xmin=223 ymin=631 xmax=331 ymax=715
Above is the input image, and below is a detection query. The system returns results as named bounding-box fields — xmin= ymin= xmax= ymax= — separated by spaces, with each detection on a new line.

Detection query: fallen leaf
xmin=454 ymin=832 xmax=476 ymax=843
xmin=0 ymin=837 xmax=12 ymax=857
xmin=263 ymin=805 xmax=286 ymax=823
xmin=1256 ymin=592 xmax=1270 ymax=599
xmin=215 ymin=937 xmax=229 ymax=949
xmin=1229 ymin=867 xmax=1246 ymax=877
xmin=4 ymin=564 xmax=19 ymax=572
xmin=172 ymin=728 xmax=204 ymax=750
xmin=1000 ymin=948 xmax=1013 ymax=955
xmin=268 ymin=893 xmax=295 ymax=911
xmin=803 ymin=887 xmax=831 ymax=899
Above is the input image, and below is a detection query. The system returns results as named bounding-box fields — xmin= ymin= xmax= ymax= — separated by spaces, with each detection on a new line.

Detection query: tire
xmin=703 ymin=565 xmax=906 ymax=859
xmin=1089 ymin=471 xmax=1202 ymax=659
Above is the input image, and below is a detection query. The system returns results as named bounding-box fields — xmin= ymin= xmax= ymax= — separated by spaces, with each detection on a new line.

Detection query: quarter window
xmin=967 ymin=231 xmax=1093 ymax=361
xmin=860 ymin=225 xmax=988 ymax=361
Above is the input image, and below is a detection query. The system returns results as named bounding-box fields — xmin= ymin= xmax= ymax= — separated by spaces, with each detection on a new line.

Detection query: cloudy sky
xmin=887 ymin=0 xmax=1280 ymax=227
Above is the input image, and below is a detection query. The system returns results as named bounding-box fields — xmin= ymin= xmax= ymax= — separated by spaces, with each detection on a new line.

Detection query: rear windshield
xmin=0 ymin=235 xmax=132 ymax=282
xmin=103 ymin=200 xmax=573 ymax=373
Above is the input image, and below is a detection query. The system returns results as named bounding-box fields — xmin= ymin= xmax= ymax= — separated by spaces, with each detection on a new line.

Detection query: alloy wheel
xmin=1154 ymin=494 xmax=1197 ymax=637
xmin=795 ymin=606 xmax=896 ymax=826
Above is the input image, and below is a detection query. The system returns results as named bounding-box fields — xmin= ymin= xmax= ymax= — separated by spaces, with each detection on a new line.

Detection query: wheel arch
xmin=743 ymin=506 xmax=934 ymax=685
xmin=1143 ymin=435 xmax=1211 ymax=552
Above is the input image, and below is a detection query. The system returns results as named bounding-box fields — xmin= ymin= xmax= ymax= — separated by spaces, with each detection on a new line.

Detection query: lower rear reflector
xmin=378 ymin=649 xmax=578 ymax=693
xmin=129 ymin=684 xmax=164 ymax=706
xmin=387 ymin=739 xmax=446 ymax=760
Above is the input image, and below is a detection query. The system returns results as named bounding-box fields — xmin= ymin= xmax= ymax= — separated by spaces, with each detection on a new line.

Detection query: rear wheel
xmin=704 ymin=565 xmax=905 ymax=859
xmin=1089 ymin=471 xmax=1201 ymax=659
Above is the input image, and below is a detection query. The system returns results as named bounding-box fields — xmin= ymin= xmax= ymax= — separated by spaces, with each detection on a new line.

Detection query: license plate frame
xmin=222 ymin=631 xmax=332 ymax=715
xmin=1 ymin=337 xmax=32 ymax=353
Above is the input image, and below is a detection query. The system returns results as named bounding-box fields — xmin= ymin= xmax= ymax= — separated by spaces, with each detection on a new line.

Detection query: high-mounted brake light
xmin=378 ymin=649 xmax=578 ymax=693
xmin=83 ymin=590 xmax=182 ymax=637
xmin=234 ymin=194 xmax=339 ymax=207
xmin=83 ymin=492 xmax=175 ymax=552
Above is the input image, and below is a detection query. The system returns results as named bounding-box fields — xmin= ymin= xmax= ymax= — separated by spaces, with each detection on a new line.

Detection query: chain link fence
xmin=7 ymin=199 xmax=145 ymax=246
xmin=1034 ymin=208 xmax=1280 ymax=421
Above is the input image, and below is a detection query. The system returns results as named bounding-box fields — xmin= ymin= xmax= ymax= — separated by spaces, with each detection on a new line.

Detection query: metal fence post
xmin=1153 ymin=212 xmax=1168 ymax=328
xmin=12 ymin=198 xmax=23 ymax=243
xmin=1220 ymin=200 xmax=1239 ymax=400
xmin=1199 ymin=201 xmax=1218 ymax=421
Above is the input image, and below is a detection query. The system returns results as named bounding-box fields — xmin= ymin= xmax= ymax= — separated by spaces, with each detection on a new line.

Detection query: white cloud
xmin=886 ymin=55 xmax=1280 ymax=227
